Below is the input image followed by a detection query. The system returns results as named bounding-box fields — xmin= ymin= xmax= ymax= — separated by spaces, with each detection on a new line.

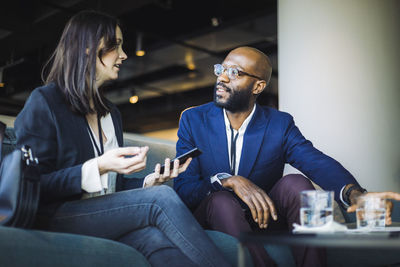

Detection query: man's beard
xmin=213 ymin=82 xmax=253 ymax=113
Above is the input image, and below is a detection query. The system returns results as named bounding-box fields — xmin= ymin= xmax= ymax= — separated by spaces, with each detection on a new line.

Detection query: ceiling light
xmin=136 ymin=32 xmax=145 ymax=57
xmin=187 ymin=63 xmax=196 ymax=70
xmin=185 ymin=52 xmax=196 ymax=70
xmin=211 ymin=17 xmax=220 ymax=27
xmin=129 ymin=95 xmax=139 ymax=104
xmin=129 ymin=89 xmax=139 ymax=104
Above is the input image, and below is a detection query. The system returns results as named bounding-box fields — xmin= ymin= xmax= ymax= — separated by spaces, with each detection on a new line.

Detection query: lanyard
xmin=85 ymin=115 xmax=104 ymax=156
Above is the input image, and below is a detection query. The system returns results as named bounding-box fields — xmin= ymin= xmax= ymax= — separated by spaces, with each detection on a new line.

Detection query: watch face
xmin=217 ymin=173 xmax=232 ymax=179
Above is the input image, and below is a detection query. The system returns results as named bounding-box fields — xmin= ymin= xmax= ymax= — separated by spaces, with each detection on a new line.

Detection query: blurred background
xmin=0 ymin=0 xmax=278 ymax=140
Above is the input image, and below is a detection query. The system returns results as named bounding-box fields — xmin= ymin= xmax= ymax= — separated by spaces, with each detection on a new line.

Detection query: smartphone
xmin=159 ymin=147 xmax=202 ymax=173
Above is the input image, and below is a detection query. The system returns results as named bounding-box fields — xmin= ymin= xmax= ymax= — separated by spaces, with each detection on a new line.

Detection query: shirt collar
xmin=223 ymin=104 xmax=257 ymax=134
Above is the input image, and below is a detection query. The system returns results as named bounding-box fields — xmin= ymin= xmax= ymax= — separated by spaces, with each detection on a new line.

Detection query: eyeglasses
xmin=213 ymin=64 xmax=263 ymax=80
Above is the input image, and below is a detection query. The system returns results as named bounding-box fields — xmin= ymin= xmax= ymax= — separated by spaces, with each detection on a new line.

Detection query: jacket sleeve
xmin=173 ymin=110 xmax=213 ymax=210
xmin=15 ymin=89 xmax=82 ymax=203
xmin=282 ymin=114 xmax=360 ymax=203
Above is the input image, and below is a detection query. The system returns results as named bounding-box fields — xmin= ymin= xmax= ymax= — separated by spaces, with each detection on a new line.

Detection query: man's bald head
xmin=226 ymin=46 xmax=272 ymax=84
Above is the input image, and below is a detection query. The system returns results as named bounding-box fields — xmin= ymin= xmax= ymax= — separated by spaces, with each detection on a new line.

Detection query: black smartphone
xmin=159 ymin=147 xmax=202 ymax=173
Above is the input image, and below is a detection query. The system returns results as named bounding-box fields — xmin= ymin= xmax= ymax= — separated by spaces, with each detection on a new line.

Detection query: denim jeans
xmin=46 ymin=185 xmax=230 ymax=267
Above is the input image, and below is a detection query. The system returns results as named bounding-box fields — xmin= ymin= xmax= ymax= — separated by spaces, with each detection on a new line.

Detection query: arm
xmin=16 ymin=89 xmax=150 ymax=202
xmin=173 ymin=111 xmax=214 ymax=209
xmin=15 ymin=89 xmax=82 ymax=202
xmin=282 ymin=114 xmax=360 ymax=204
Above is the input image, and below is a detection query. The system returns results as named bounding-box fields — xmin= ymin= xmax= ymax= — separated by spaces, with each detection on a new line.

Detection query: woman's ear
xmin=253 ymin=80 xmax=267 ymax=95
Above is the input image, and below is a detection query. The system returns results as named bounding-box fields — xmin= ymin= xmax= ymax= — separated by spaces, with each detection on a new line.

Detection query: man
xmin=173 ymin=46 xmax=366 ymax=267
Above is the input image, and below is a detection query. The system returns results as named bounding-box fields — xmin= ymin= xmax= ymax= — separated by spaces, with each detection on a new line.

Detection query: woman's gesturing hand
xmin=97 ymin=146 xmax=149 ymax=175
xmin=143 ymin=157 xmax=192 ymax=187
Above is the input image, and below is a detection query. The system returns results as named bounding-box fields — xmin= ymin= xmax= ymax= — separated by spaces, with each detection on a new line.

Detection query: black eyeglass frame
xmin=214 ymin=64 xmax=264 ymax=81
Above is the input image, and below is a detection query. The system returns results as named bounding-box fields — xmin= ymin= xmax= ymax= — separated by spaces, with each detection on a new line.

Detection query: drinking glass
xmin=300 ymin=190 xmax=334 ymax=227
xmin=356 ymin=195 xmax=386 ymax=230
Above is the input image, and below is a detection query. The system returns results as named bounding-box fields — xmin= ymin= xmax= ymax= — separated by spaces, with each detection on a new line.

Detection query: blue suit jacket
xmin=15 ymin=83 xmax=143 ymax=216
xmin=174 ymin=102 xmax=359 ymax=210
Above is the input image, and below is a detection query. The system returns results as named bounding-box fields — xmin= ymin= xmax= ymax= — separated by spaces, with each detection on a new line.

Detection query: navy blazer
xmin=15 ymin=83 xmax=142 ymax=215
xmin=174 ymin=102 xmax=359 ymax=210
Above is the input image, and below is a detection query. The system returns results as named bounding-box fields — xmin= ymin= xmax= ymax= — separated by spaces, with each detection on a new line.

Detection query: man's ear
xmin=253 ymin=80 xmax=267 ymax=95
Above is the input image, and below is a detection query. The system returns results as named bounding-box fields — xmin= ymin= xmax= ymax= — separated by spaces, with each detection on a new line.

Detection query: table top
xmin=239 ymin=228 xmax=400 ymax=249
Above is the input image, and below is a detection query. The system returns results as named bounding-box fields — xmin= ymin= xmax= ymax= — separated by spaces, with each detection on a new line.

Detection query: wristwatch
xmin=210 ymin=173 xmax=232 ymax=192
xmin=344 ymin=185 xmax=367 ymax=204
xmin=215 ymin=173 xmax=232 ymax=180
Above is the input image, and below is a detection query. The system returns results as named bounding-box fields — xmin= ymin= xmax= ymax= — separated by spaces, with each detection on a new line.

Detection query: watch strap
xmin=344 ymin=185 xmax=367 ymax=204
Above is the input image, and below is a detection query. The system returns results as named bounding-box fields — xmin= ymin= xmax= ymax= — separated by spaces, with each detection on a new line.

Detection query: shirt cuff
xmin=210 ymin=175 xmax=222 ymax=185
xmin=81 ymin=158 xmax=104 ymax=193
xmin=339 ymin=185 xmax=350 ymax=207
xmin=209 ymin=173 xmax=232 ymax=192
xmin=142 ymin=174 xmax=153 ymax=188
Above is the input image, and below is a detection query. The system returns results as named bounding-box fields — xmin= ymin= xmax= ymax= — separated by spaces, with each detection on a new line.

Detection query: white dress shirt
xmin=223 ymin=105 xmax=256 ymax=175
xmin=209 ymin=105 xmax=256 ymax=186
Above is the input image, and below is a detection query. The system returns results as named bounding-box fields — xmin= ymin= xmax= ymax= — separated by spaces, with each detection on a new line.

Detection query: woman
xmin=15 ymin=10 xmax=230 ymax=267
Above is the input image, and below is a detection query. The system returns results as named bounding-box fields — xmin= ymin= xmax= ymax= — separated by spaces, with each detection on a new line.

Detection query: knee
xmin=275 ymin=174 xmax=315 ymax=205
xmin=271 ymin=174 xmax=315 ymax=213
xmin=151 ymin=185 xmax=182 ymax=205
xmin=280 ymin=174 xmax=315 ymax=194
xmin=208 ymin=191 xmax=237 ymax=207
xmin=149 ymin=184 xmax=174 ymax=194
xmin=207 ymin=191 xmax=242 ymax=217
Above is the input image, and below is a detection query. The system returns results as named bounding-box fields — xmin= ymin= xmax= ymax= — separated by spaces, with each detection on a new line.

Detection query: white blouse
xmin=81 ymin=113 xmax=119 ymax=199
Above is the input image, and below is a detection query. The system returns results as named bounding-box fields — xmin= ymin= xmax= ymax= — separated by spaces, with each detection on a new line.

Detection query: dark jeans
xmin=194 ymin=174 xmax=327 ymax=267
xmin=45 ymin=185 xmax=231 ymax=267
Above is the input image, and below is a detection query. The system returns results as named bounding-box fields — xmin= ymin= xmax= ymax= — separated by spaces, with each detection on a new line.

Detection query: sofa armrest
xmin=123 ymin=133 xmax=176 ymax=187
xmin=0 ymin=226 xmax=150 ymax=267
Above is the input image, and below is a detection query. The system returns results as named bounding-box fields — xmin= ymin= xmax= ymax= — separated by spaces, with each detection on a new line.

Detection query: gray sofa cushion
xmin=0 ymin=226 xmax=150 ymax=267
xmin=1 ymin=127 xmax=16 ymax=160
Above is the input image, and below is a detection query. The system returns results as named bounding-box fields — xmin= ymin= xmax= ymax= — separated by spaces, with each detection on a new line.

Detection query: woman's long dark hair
xmin=42 ymin=10 xmax=121 ymax=116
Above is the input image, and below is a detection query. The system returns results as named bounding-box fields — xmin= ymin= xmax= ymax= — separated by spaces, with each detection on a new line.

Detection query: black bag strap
xmin=0 ymin=121 xmax=6 ymax=163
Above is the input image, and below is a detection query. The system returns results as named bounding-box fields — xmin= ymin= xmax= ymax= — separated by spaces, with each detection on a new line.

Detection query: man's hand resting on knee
xmin=221 ymin=176 xmax=278 ymax=229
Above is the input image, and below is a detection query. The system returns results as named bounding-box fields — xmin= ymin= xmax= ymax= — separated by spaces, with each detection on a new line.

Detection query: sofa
xmin=1 ymin=128 xmax=400 ymax=267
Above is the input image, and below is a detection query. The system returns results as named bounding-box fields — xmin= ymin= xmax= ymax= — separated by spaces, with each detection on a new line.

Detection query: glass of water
xmin=300 ymin=190 xmax=334 ymax=227
xmin=356 ymin=195 xmax=386 ymax=230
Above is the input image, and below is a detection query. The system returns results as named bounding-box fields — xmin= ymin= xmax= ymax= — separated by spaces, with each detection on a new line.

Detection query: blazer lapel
xmin=75 ymin=115 xmax=95 ymax=161
xmin=238 ymin=104 xmax=270 ymax=178
xmin=205 ymin=105 xmax=231 ymax=174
